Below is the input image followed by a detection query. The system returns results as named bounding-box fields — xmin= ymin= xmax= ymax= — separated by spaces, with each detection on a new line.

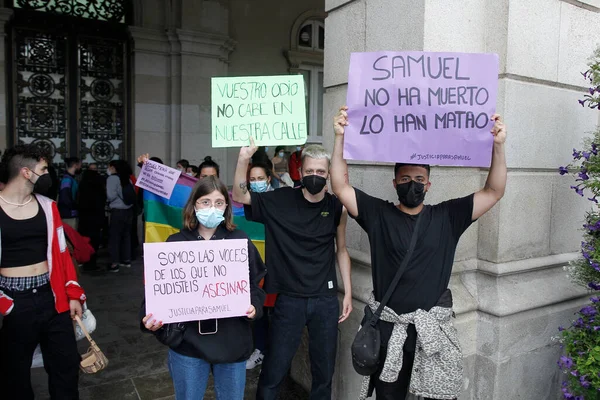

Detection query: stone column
xmin=129 ymin=26 xmax=173 ymax=165
xmin=321 ymin=0 xmax=600 ymax=399
xmin=176 ymin=28 xmax=235 ymax=179
xmin=0 ymin=8 xmax=13 ymax=150
xmin=130 ymin=0 xmax=234 ymax=172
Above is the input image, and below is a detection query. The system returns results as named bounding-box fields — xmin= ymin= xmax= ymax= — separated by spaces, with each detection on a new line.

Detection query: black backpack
xmin=121 ymin=183 xmax=137 ymax=206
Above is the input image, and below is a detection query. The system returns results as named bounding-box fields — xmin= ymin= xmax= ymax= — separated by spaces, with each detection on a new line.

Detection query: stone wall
xmin=288 ymin=0 xmax=600 ymax=399
xmin=130 ymin=0 xmax=233 ymax=176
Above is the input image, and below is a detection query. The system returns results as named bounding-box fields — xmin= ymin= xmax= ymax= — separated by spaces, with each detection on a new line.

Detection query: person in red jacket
xmin=0 ymin=145 xmax=86 ymax=400
xmin=288 ymin=145 xmax=304 ymax=188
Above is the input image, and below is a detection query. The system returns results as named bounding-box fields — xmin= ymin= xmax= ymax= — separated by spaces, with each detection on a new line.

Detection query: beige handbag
xmin=75 ymin=315 xmax=108 ymax=374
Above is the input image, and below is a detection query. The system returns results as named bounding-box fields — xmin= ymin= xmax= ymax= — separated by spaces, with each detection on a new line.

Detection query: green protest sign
xmin=211 ymin=75 xmax=307 ymax=148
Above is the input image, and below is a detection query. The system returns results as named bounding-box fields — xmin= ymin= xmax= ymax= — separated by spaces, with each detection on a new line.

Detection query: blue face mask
xmin=265 ymin=147 xmax=269 ymax=152
xmin=250 ymin=181 xmax=269 ymax=193
xmin=195 ymin=207 xmax=225 ymax=229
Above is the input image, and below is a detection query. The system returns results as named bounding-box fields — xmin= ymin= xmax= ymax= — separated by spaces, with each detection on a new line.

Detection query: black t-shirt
xmin=353 ymin=188 xmax=474 ymax=315
xmin=248 ymin=187 xmax=342 ymax=297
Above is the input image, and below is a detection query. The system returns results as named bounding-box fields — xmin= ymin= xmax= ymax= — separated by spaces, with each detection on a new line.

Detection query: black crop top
xmin=0 ymin=199 xmax=48 ymax=268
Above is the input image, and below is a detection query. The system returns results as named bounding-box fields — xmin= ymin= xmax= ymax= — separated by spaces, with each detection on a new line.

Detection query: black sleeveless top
xmin=0 ymin=198 xmax=48 ymax=268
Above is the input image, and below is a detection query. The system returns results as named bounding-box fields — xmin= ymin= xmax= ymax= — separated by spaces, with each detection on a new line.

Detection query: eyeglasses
xmin=196 ymin=199 xmax=227 ymax=209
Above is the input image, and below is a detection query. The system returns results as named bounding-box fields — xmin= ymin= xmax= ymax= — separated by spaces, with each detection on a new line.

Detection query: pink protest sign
xmin=344 ymin=51 xmax=499 ymax=167
xmin=136 ymin=160 xmax=181 ymax=199
xmin=143 ymin=239 xmax=250 ymax=324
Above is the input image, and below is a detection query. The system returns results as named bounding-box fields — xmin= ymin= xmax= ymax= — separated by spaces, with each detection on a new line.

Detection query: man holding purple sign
xmin=331 ymin=98 xmax=506 ymax=399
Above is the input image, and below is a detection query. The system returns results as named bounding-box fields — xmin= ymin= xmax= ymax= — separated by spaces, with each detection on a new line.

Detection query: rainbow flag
xmin=143 ymin=175 xmax=265 ymax=259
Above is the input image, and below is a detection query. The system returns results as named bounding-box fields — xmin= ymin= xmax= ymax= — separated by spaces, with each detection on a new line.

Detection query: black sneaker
xmin=119 ymin=262 xmax=132 ymax=268
xmin=108 ymin=264 xmax=120 ymax=273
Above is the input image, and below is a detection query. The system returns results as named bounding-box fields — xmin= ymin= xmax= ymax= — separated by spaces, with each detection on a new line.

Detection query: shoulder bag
xmin=351 ymin=212 xmax=423 ymax=376
xmin=75 ymin=315 xmax=109 ymax=374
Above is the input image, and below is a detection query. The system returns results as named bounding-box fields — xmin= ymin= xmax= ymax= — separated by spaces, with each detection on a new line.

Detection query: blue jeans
xmin=256 ymin=294 xmax=339 ymax=400
xmin=168 ymin=349 xmax=246 ymax=400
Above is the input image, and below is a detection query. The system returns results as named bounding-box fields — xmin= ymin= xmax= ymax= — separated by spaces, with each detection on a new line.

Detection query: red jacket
xmin=0 ymin=195 xmax=86 ymax=316
xmin=63 ymin=223 xmax=95 ymax=264
xmin=288 ymin=151 xmax=302 ymax=181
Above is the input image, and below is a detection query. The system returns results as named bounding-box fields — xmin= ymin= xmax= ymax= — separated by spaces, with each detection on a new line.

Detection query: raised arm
xmin=136 ymin=153 xmax=150 ymax=169
xmin=473 ymin=114 xmax=507 ymax=220
xmin=336 ymin=207 xmax=353 ymax=323
xmin=232 ymin=138 xmax=258 ymax=205
xmin=331 ymin=106 xmax=359 ymax=217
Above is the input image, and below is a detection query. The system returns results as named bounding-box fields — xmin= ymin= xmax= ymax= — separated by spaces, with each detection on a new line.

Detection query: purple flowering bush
xmin=560 ymin=129 xmax=600 ymax=288
xmin=556 ymin=48 xmax=600 ymax=399
xmin=556 ymin=297 xmax=600 ymax=399
xmin=579 ymin=48 xmax=600 ymax=110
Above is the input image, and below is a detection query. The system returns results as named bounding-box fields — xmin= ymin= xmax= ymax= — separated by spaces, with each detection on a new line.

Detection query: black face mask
xmin=30 ymin=172 xmax=53 ymax=197
xmin=395 ymin=180 xmax=426 ymax=208
xmin=302 ymin=175 xmax=327 ymax=195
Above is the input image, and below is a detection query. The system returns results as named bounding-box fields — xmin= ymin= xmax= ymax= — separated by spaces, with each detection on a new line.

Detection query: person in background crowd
xmin=106 ymin=160 xmax=134 ymax=272
xmin=251 ymin=148 xmax=273 ymax=180
xmin=77 ymin=164 xmax=107 ymax=271
xmin=186 ymin=165 xmax=199 ymax=177
xmin=233 ymin=141 xmax=353 ymax=400
xmin=46 ymin=164 xmax=60 ymax=201
xmin=244 ymin=163 xmax=275 ymax=370
xmin=288 ymin=145 xmax=304 ymax=188
xmin=176 ymin=159 xmax=189 ymax=173
xmin=252 ymin=147 xmax=270 ymax=164
xmin=270 ymin=146 xmax=288 ymax=189
xmin=248 ymin=163 xmax=273 ymax=194
xmin=121 ymin=161 xmax=140 ymax=261
xmin=330 ymin=106 xmax=507 ymax=400
xmin=199 ymin=156 xmax=220 ymax=178
xmin=0 ymin=144 xmax=85 ymax=400
xmin=58 ymin=157 xmax=81 ymax=228
xmin=140 ymin=176 xmax=266 ymax=400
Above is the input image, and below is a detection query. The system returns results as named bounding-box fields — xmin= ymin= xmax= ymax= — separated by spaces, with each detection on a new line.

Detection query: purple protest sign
xmin=344 ymin=51 xmax=499 ymax=167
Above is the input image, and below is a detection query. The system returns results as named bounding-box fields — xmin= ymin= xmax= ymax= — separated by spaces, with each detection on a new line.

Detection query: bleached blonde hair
xmin=301 ymin=144 xmax=331 ymax=166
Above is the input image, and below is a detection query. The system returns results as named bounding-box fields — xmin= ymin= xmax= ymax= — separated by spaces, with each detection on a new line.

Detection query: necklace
xmin=0 ymin=194 xmax=33 ymax=207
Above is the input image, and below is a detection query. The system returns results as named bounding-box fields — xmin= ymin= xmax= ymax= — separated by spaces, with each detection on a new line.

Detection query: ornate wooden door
xmin=7 ymin=0 xmax=131 ymax=171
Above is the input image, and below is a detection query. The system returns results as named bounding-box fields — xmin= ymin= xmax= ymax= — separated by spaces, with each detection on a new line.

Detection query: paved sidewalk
xmin=28 ymin=252 xmax=308 ymax=400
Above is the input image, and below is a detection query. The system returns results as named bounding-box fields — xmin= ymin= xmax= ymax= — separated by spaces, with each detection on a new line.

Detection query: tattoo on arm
xmin=239 ymin=182 xmax=248 ymax=195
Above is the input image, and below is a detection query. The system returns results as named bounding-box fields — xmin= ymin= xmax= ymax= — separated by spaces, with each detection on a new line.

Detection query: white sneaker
xmin=246 ymin=349 xmax=264 ymax=370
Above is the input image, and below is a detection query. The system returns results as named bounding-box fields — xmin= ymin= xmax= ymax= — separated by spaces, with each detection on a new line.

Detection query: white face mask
xmin=278 ymin=151 xmax=284 ymax=158
xmin=195 ymin=207 xmax=225 ymax=229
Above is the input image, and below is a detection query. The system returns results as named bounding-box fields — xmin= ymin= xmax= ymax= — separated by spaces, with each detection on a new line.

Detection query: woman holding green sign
xmin=140 ymin=175 xmax=266 ymax=400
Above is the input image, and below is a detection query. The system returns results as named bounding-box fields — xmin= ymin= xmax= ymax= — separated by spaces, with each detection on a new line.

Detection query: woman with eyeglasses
xmin=140 ymin=175 xmax=266 ymax=400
